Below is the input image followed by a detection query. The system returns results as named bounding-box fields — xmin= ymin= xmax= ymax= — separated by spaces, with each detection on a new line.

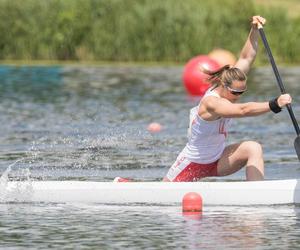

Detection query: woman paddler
xmin=164 ymin=16 xmax=292 ymax=182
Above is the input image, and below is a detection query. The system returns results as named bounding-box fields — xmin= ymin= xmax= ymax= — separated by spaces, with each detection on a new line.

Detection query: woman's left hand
xmin=251 ymin=15 xmax=266 ymax=29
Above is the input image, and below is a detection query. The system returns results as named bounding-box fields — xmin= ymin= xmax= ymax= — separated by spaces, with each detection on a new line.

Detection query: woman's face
xmin=223 ymin=80 xmax=247 ymax=102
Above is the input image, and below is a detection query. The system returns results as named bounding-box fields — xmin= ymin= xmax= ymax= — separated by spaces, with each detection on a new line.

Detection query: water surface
xmin=0 ymin=65 xmax=300 ymax=249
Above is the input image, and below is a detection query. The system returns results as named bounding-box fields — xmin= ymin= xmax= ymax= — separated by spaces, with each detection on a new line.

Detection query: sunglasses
xmin=225 ymin=84 xmax=247 ymax=96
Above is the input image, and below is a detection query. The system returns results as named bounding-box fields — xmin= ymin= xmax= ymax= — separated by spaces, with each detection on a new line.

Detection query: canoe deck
xmin=1 ymin=179 xmax=300 ymax=205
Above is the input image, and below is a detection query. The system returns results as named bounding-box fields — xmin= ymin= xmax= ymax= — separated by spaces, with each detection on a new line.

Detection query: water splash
xmin=0 ymin=158 xmax=33 ymax=202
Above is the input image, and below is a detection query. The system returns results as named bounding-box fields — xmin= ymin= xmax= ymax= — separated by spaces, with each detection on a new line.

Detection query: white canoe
xmin=1 ymin=179 xmax=300 ymax=205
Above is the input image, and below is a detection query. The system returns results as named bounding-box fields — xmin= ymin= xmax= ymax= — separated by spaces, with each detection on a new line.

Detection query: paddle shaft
xmin=259 ymin=28 xmax=300 ymax=136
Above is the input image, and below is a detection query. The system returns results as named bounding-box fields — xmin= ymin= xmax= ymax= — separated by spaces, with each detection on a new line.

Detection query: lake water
xmin=0 ymin=65 xmax=300 ymax=249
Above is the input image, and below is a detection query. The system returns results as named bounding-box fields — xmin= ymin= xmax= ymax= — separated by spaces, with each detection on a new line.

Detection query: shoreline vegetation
xmin=1 ymin=60 xmax=300 ymax=68
xmin=1 ymin=0 xmax=300 ymax=65
xmin=0 ymin=60 xmax=184 ymax=67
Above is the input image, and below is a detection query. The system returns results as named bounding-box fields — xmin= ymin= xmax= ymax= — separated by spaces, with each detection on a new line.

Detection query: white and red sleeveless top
xmin=181 ymin=87 xmax=232 ymax=164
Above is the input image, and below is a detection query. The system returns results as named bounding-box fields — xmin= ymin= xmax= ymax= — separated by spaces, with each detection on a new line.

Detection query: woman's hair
xmin=202 ymin=64 xmax=247 ymax=87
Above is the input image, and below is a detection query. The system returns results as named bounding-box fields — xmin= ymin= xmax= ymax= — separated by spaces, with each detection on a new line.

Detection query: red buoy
xmin=208 ymin=48 xmax=237 ymax=67
xmin=182 ymin=192 xmax=203 ymax=212
xmin=147 ymin=122 xmax=162 ymax=133
xmin=182 ymin=55 xmax=220 ymax=96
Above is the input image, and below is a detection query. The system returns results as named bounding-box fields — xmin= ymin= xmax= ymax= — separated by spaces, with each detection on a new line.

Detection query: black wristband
xmin=269 ymin=97 xmax=282 ymax=113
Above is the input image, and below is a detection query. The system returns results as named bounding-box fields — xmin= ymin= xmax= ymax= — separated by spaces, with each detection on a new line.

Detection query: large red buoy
xmin=183 ymin=55 xmax=220 ymax=96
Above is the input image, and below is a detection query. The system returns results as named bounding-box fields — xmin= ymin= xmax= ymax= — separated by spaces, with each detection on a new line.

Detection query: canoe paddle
xmin=258 ymin=27 xmax=300 ymax=161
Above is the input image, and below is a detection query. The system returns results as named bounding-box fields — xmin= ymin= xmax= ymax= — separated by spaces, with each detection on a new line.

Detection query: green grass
xmin=0 ymin=0 xmax=299 ymax=64
xmin=255 ymin=0 xmax=300 ymax=18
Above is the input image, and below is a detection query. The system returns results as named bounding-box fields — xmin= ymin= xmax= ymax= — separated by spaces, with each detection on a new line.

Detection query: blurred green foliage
xmin=0 ymin=0 xmax=299 ymax=64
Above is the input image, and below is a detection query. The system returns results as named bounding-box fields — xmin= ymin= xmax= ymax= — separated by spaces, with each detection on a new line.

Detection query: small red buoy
xmin=147 ymin=122 xmax=162 ymax=133
xmin=182 ymin=55 xmax=220 ymax=96
xmin=182 ymin=192 xmax=203 ymax=212
xmin=208 ymin=48 xmax=237 ymax=67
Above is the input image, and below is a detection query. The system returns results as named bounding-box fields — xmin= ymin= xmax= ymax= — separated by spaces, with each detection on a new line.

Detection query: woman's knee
xmin=241 ymin=141 xmax=263 ymax=156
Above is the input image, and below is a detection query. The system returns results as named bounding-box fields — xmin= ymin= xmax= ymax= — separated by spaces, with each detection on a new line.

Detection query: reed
xmin=0 ymin=0 xmax=298 ymax=64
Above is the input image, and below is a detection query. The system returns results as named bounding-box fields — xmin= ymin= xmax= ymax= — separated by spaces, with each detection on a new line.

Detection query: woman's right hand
xmin=251 ymin=15 xmax=266 ymax=29
xmin=278 ymin=94 xmax=292 ymax=107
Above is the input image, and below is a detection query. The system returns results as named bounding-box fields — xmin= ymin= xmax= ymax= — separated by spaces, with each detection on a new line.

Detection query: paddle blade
xmin=294 ymin=136 xmax=300 ymax=161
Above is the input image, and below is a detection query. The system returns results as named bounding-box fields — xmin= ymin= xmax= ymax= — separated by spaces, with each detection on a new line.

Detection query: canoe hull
xmin=1 ymin=179 xmax=300 ymax=205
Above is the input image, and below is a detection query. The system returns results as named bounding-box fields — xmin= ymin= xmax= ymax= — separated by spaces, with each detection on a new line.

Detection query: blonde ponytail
xmin=201 ymin=64 xmax=247 ymax=87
